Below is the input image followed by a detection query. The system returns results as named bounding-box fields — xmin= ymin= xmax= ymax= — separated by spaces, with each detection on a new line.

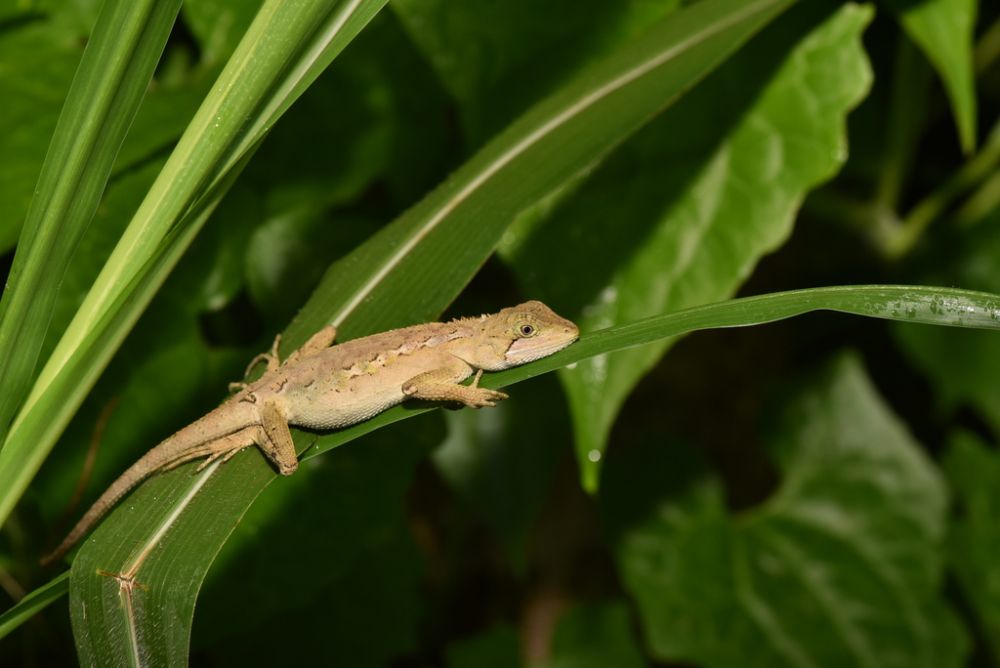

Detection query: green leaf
xmin=193 ymin=418 xmax=440 ymax=665
xmin=942 ymin=431 xmax=1000 ymax=663
xmin=432 ymin=375 xmax=567 ymax=568
xmin=0 ymin=10 xmax=86 ymax=252
xmin=446 ymin=626 xmax=521 ymax=668
xmin=602 ymin=354 xmax=967 ymax=667
xmin=881 ymin=0 xmax=977 ymax=153
xmin=0 ymin=571 xmax=69 ymax=641
xmin=0 ymin=0 xmax=183 ymax=450
xmin=504 ymin=3 xmax=874 ymax=490
xmin=393 ymin=0 xmax=680 ymax=144
xmin=66 ymin=2 xmax=799 ymax=660
xmin=543 ymin=603 xmax=645 ymax=668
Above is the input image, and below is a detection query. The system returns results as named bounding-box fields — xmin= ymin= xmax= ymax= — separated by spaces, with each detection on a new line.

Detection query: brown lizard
xmin=43 ymin=301 xmax=578 ymax=564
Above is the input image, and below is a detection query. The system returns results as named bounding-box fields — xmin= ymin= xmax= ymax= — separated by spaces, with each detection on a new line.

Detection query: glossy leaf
xmin=602 ymin=354 xmax=966 ymax=666
xmin=504 ymin=3 xmax=873 ymax=489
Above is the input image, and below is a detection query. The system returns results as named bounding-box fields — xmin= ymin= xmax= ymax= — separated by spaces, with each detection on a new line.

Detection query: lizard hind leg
xmin=258 ymin=401 xmax=298 ymax=475
xmin=194 ymin=428 xmax=259 ymax=472
xmin=192 ymin=403 xmax=297 ymax=476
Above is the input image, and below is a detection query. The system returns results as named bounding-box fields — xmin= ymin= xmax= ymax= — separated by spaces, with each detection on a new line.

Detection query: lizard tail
xmin=39 ymin=427 xmax=229 ymax=566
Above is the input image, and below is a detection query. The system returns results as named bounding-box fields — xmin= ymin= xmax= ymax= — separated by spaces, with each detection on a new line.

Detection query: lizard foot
xmin=465 ymin=388 xmax=509 ymax=408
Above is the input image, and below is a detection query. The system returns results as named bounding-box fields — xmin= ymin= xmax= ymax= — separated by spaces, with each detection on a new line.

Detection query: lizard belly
xmin=286 ymin=386 xmax=407 ymax=431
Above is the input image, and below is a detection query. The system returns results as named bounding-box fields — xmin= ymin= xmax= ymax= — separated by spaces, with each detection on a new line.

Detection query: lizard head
xmin=485 ymin=300 xmax=579 ymax=369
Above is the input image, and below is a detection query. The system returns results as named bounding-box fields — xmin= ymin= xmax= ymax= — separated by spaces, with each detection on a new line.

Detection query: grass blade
xmin=0 ymin=0 xmax=182 ymax=446
xmin=0 ymin=572 xmax=69 ymax=641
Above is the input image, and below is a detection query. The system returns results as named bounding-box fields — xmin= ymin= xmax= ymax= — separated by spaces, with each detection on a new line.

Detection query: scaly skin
xmin=43 ymin=301 xmax=578 ymax=564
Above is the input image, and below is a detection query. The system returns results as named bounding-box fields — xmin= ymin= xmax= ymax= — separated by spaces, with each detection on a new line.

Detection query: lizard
xmin=43 ymin=301 xmax=578 ymax=564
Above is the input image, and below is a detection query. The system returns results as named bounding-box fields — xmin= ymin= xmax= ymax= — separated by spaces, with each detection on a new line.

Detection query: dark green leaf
xmin=894 ymin=213 xmax=1000 ymax=434
xmin=544 ymin=603 xmax=644 ymax=668
xmin=433 ymin=374 xmax=567 ymax=568
xmin=0 ymin=0 xmax=389 ymax=532
xmin=0 ymin=571 xmax=69 ymax=640
xmin=393 ymin=0 xmax=680 ymax=144
xmin=193 ymin=418 xmax=440 ymax=665
xmin=942 ymin=430 xmax=1000 ymax=663
xmin=602 ymin=354 xmax=967 ymax=666
xmin=446 ymin=625 xmax=521 ymax=668
xmin=880 ymin=0 xmax=977 ymax=152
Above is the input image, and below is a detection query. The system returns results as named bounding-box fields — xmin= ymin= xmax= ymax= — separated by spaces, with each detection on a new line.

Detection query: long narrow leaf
xmin=0 ymin=0 xmax=388 ymax=529
xmin=0 ymin=572 xmax=69 ymax=641
xmin=0 ymin=0 xmax=182 ymax=446
xmin=288 ymin=284 xmax=1000 ymax=463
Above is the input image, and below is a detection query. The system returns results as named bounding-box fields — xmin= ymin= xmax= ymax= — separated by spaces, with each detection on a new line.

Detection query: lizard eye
xmin=518 ymin=323 xmax=536 ymax=337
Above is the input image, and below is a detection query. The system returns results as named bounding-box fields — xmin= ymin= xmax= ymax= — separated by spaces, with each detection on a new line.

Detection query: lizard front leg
xmin=402 ymin=357 xmax=508 ymax=408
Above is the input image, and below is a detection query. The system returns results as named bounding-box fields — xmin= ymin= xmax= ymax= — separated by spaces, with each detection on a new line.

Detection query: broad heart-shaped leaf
xmin=66 ymin=1 xmax=796 ymax=663
xmin=942 ymin=431 xmax=1000 ymax=663
xmin=880 ymin=0 xmax=977 ymax=153
xmin=503 ymin=3 xmax=873 ymax=490
xmin=601 ymin=354 xmax=967 ymax=667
